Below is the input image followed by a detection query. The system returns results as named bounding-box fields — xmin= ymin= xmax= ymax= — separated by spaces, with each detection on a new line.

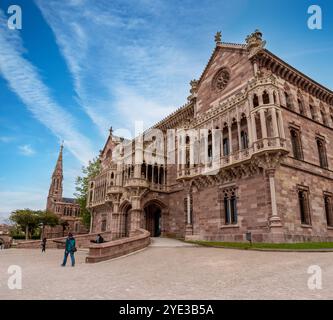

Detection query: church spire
xmin=47 ymin=144 xmax=64 ymax=210
xmin=53 ymin=142 xmax=63 ymax=177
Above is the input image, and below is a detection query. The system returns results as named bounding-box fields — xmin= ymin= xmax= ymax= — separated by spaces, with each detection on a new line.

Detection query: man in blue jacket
xmin=61 ymin=233 xmax=76 ymax=267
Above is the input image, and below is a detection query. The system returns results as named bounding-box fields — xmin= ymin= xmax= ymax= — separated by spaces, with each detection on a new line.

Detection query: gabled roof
xmin=197 ymin=42 xmax=247 ymax=86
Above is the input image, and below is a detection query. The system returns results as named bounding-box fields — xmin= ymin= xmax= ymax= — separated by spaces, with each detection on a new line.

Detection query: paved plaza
xmin=0 ymin=238 xmax=332 ymax=300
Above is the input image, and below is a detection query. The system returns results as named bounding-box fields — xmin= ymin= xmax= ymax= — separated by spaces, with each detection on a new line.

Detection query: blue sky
xmin=0 ymin=0 xmax=332 ymax=222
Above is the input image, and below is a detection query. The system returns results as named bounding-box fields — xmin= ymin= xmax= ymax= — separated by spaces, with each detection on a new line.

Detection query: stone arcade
xmin=87 ymin=30 xmax=333 ymax=243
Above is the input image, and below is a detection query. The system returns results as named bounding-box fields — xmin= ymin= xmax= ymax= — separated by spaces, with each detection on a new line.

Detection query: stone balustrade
xmin=177 ymin=136 xmax=287 ymax=178
xmin=86 ymin=228 xmax=150 ymax=263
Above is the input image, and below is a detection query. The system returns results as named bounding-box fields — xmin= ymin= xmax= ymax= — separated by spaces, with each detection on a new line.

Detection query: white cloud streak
xmin=18 ymin=144 xmax=35 ymax=156
xmin=0 ymin=10 xmax=95 ymax=165
xmin=35 ymin=0 xmax=200 ymax=133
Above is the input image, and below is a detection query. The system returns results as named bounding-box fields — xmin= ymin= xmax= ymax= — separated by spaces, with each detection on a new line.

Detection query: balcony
xmin=177 ymin=137 xmax=288 ymax=179
xmin=124 ymin=177 xmax=150 ymax=189
xmin=107 ymin=185 xmax=124 ymax=194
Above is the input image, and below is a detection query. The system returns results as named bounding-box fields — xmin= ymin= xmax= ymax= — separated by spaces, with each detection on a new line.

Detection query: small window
xmin=309 ymin=105 xmax=316 ymax=120
xmin=223 ymin=190 xmax=237 ymax=225
xmin=321 ymin=110 xmax=328 ymax=126
xmin=317 ymin=139 xmax=328 ymax=169
xmin=284 ymin=92 xmax=293 ymax=109
xmin=298 ymin=99 xmax=305 ymax=115
xmin=262 ymin=91 xmax=270 ymax=104
xmin=298 ymin=189 xmax=311 ymax=225
xmin=253 ymin=94 xmax=259 ymax=108
xmin=223 ymin=138 xmax=229 ymax=156
xmin=290 ymin=129 xmax=303 ymax=160
xmin=324 ymin=194 xmax=333 ymax=228
xmin=240 ymin=131 xmax=248 ymax=149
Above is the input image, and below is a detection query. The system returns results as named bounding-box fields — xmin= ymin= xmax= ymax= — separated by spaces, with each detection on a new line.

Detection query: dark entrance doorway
xmin=144 ymin=203 xmax=161 ymax=237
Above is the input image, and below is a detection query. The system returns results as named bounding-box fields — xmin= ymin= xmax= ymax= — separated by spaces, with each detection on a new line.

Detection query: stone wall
xmin=86 ymin=228 xmax=150 ymax=263
xmin=16 ymin=231 xmax=112 ymax=249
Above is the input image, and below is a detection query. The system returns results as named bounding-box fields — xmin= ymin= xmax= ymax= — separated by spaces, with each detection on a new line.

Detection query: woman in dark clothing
xmin=41 ymin=237 xmax=47 ymax=253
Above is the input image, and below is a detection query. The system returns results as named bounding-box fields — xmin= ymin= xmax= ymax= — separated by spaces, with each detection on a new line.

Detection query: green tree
xmin=38 ymin=211 xmax=59 ymax=238
xmin=9 ymin=209 xmax=40 ymax=240
xmin=75 ymin=157 xmax=101 ymax=229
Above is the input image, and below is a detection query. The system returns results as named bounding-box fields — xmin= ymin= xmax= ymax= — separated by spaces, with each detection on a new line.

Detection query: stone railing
xmin=86 ymin=229 xmax=151 ymax=263
xmin=16 ymin=231 xmax=112 ymax=249
xmin=124 ymin=177 xmax=150 ymax=189
xmin=177 ymin=137 xmax=288 ymax=178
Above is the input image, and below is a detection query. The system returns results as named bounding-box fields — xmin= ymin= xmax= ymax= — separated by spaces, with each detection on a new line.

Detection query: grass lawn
xmin=187 ymin=240 xmax=333 ymax=250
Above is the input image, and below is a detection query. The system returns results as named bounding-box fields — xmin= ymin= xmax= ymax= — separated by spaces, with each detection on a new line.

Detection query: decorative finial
xmin=109 ymin=126 xmax=113 ymax=135
xmin=60 ymin=140 xmax=64 ymax=151
xmin=215 ymin=31 xmax=222 ymax=45
xmin=187 ymin=79 xmax=199 ymax=102
xmin=245 ymin=29 xmax=266 ymax=57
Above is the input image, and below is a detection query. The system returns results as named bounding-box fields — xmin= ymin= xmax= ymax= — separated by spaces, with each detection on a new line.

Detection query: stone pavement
xmin=0 ymin=238 xmax=332 ymax=300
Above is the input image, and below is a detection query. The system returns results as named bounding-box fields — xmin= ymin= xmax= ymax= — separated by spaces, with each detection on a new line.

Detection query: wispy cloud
xmin=0 ymin=136 xmax=15 ymax=143
xmin=18 ymin=144 xmax=36 ymax=156
xmin=35 ymin=0 xmax=200 ymax=133
xmin=0 ymin=10 xmax=95 ymax=164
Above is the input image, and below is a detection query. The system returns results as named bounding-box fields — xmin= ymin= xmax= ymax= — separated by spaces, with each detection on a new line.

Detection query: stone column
xmin=187 ymin=193 xmax=191 ymax=224
xmin=277 ymin=109 xmax=286 ymax=140
xmin=267 ymin=170 xmax=282 ymax=228
xmin=129 ymin=196 xmax=142 ymax=236
xmin=237 ymin=121 xmax=241 ymax=151
xmin=259 ymin=109 xmax=268 ymax=139
xmin=89 ymin=210 xmax=94 ymax=233
xmin=271 ymin=108 xmax=279 ymax=138
xmin=228 ymin=124 xmax=233 ymax=155
xmin=185 ymin=191 xmax=193 ymax=238
xmin=259 ymin=109 xmax=268 ymax=148
xmin=251 ymin=112 xmax=257 ymax=149
xmin=111 ymin=201 xmax=120 ymax=239
xmin=259 ymin=93 xmax=263 ymax=106
xmin=247 ymin=116 xmax=253 ymax=146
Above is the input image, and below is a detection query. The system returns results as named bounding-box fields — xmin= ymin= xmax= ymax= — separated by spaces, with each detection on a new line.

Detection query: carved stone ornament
xmin=212 ymin=68 xmax=230 ymax=93
xmin=245 ymin=29 xmax=266 ymax=58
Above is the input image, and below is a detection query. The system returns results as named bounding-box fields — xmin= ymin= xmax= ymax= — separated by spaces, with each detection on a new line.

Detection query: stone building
xmin=45 ymin=145 xmax=87 ymax=238
xmin=87 ymin=30 xmax=333 ymax=243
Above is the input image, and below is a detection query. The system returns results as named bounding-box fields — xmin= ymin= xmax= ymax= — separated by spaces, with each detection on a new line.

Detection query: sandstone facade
xmin=88 ymin=30 xmax=333 ymax=243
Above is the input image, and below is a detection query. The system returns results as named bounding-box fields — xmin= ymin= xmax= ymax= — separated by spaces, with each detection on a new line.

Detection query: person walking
xmin=61 ymin=233 xmax=76 ymax=267
xmin=41 ymin=237 xmax=47 ymax=253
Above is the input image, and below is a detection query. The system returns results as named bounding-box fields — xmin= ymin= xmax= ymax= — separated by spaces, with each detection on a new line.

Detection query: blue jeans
xmin=62 ymin=250 xmax=75 ymax=266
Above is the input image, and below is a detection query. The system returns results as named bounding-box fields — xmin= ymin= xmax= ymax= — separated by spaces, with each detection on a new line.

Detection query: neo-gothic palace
xmin=87 ymin=30 xmax=333 ymax=243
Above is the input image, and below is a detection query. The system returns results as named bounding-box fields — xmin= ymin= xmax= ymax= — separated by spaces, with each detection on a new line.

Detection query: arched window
xmin=290 ymin=129 xmax=303 ymax=160
xmin=241 ymin=131 xmax=248 ymax=149
xmin=262 ymin=91 xmax=270 ymax=104
xmin=207 ymin=130 xmax=212 ymax=160
xmin=321 ymin=110 xmax=328 ymax=126
xmin=298 ymin=99 xmax=305 ymax=115
xmin=284 ymin=92 xmax=293 ymax=109
xmin=253 ymin=94 xmax=259 ymax=108
xmin=111 ymin=172 xmax=114 ymax=179
xmin=309 ymin=105 xmax=316 ymax=120
xmin=324 ymin=194 xmax=333 ymax=227
xmin=223 ymin=189 xmax=237 ymax=225
xmin=317 ymin=138 xmax=328 ymax=169
xmin=298 ymin=188 xmax=311 ymax=225
xmin=222 ymin=126 xmax=229 ymax=156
